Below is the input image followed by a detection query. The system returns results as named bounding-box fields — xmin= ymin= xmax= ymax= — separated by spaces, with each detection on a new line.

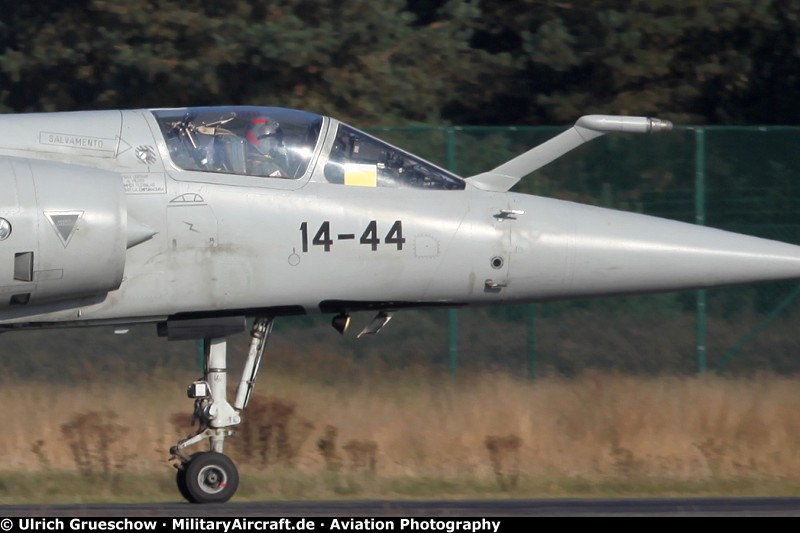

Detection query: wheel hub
xmin=198 ymin=465 xmax=227 ymax=494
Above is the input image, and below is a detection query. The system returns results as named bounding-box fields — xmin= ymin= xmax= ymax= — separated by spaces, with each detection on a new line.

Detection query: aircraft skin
xmin=0 ymin=108 xmax=503 ymax=324
xmin=1 ymin=106 xmax=800 ymax=502
xmin=1 ymin=107 xmax=799 ymax=327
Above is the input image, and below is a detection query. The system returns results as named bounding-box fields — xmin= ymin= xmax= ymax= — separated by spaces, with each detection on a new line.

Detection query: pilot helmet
xmin=246 ymin=117 xmax=283 ymax=155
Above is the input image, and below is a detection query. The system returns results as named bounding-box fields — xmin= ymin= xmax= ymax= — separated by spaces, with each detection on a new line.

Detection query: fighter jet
xmin=0 ymin=106 xmax=798 ymax=503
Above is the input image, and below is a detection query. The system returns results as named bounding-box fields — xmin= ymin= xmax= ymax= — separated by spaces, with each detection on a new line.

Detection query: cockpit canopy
xmin=152 ymin=106 xmax=465 ymax=190
xmin=153 ymin=106 xmax=322 ymax=179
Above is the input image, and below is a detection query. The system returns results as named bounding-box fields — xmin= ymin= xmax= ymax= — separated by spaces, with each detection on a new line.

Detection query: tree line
xmin=0 ymin=0 xmax=798 ymax=125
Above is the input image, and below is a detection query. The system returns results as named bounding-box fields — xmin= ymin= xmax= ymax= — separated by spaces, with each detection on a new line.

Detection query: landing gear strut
xmin=170 ymin=317 xmax=273 ymax=503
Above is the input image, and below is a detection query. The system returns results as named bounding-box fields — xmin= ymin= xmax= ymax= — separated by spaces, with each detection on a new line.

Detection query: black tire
xmin=183 ymin=451 xmax=239 ymax=504
xmin=176 ymin=462 xmax=196 ymax=503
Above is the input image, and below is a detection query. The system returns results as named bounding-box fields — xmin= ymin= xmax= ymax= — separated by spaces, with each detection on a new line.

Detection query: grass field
xmin=2 ymin=371 xmax=800 ymax=503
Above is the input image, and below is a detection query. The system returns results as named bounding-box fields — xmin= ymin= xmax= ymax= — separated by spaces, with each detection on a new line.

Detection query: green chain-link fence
xmin=363 ymin=125 xmax=800 ymax=377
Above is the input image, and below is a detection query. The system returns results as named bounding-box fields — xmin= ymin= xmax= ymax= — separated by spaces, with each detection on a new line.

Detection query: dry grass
xmin=3 ymin=372 xmax=800 ymax=500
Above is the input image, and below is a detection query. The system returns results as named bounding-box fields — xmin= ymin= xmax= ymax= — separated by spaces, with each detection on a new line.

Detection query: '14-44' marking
xmin=300 ymin=220 xmax=405 ymax=252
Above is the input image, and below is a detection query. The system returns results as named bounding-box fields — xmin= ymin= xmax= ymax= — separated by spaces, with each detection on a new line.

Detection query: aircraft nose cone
xmin=508 ymin=196 xmax=800 ymax=301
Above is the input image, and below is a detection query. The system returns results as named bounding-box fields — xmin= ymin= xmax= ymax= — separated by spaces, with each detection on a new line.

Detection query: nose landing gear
xmin=170 ymin=317 xmax=272 ymax=503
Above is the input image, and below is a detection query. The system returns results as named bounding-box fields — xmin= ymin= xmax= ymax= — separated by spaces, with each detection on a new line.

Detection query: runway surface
xmin=2 ymin=497 xmax=800 ymax=517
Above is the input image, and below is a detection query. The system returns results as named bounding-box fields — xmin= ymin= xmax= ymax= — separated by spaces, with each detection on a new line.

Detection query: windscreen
xmin=323 ymin=124 xmax=465 ymax=190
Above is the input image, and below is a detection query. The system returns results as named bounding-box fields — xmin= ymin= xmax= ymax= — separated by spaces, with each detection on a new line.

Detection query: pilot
xmin=246 ymin=117 xmax=290 ymax=177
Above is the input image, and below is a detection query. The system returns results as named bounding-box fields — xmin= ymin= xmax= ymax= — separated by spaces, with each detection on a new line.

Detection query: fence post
xmin=715 ymin=284 xmax=800 ymax=373
xmin=527 ymin=303 xmax=537 ymax=379
xmin=695 ymin=128 xmax=707 ymax=374
xmin=446 ymin=127 xmax=459 ymax=377
xmin=196 ymin=339 xmax=205 ymax=373
xmin=448 ymin=310 xmax=459 ymax=377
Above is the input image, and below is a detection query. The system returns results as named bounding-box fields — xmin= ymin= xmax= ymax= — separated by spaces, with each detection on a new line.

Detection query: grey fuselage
xmin=1 ymin=106 xmax=799 ymax=330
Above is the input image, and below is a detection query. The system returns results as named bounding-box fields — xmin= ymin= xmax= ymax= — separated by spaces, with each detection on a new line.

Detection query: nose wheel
xmin=177 ymin=452 xmax=239 ymax=504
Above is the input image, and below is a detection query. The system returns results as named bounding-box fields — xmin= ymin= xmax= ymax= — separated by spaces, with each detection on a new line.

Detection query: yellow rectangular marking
xmin=344 ymin=164 xmax=377 ymax=187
